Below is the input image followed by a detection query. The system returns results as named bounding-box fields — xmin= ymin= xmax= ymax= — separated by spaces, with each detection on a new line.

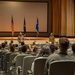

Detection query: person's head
xmin=10 ymin=45 xmax=15 ymax=52
xmin=4 ymin=41 xmax=7 ymax=45
xmin=15 ymin=44 xmax=18 ymax=47
xmin=10 ymin=40 xmax=13 ymax=43
xmin=2 ymin=43 xmax=5 ymax=48
xmin=59 ymin=37 xmax=69 ymax=52
xmin=72 ymin=43 xmax=75 ymax=54
xmin=50 ymin=33 xmax=53 ymax=36
xmin=50 ymin=45 xmax=56 ymax=53
xmin=20 ymin=32 xmax=22 ymax=36
xmin=38 ymin=45 xmax=51 ymax=57
xmin=48 ymin=42 xmax=52 ymax=46
xmin=21 ymin=42 xmax=25 ymax=46
xmin=33 ymin=41 xmax=36 ymax=45
xmin=21 ymin=45 xmax=27 ymax=53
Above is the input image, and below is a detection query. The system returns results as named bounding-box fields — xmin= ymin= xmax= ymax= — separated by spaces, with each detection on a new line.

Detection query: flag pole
xmin=23 ymin=17 xmax=26 ymax=41
xmin=11 ymin=15 xmax=14 ymax=39
xmin=36 ymin=18 xmax=39 ymax=40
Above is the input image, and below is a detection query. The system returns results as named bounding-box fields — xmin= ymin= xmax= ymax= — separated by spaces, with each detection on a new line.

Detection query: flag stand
xmin=11 ymin=35 xmax=13 ymax=41
xmin=36 ymin=31 xmax=39 ymax=41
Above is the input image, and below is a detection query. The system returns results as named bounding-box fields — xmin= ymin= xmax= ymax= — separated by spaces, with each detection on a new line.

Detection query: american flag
xmin=11 ymin=16 xmax=14 ymax=36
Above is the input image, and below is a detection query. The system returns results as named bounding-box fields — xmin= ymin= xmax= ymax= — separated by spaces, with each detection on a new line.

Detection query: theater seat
xmin=33 ymin=57 xmax=47 ymax=75
xmin=9 ymin=53 xmax=18 ymax=75
xmin=48 ymin=60 xmax=75 ymax=75
xmin=15 ymin=54 xmax=30 ymax=75
xmin=22 ymin=56 xmax=37 ymax=75
xmin=4 ymin=52 xmax=12 ymax=73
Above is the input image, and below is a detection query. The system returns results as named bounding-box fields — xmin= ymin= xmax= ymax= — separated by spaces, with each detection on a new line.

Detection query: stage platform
xmin=0 ymin=37 xmax=74 ymax=44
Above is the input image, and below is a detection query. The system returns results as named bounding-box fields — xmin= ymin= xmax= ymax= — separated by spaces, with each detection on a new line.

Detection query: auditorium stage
xmin=0 ymin=37 xmax=75 ymax=44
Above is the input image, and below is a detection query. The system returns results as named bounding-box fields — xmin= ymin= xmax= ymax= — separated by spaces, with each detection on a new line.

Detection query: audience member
xmin=37 ymin=45 xmax=51 ymax=57
xmin=50 ymin=45 xmax=56 ymax=54
xmin=4 ymin=41 xmax=9 ymax=49
xmin=1 ymin=43 xmax=9 ymax=53
xmin=21 ymin=42 xmax=25 ymax=46
xmin=10 ymin=45 xmax=15 ymax=52
xmin=44 ymin=37 xmax=73 ymax=75
xmin=9 ymin=40 xmax=14 ymax=47
xmin=31 ymin=45 xmax=51 ymax=73
xmin=12 ymin=45 xmax=28 ymax=64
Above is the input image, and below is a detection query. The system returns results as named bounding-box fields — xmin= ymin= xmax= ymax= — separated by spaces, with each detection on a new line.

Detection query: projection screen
xmin=0 ymin=1 xmax=47 ymax=32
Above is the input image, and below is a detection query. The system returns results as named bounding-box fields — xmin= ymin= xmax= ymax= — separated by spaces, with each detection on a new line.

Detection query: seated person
xmin=37 ymin=45 xmax=51 ymax=57
xmin=50 ymin=45 xmax=57 ymax=54
xmin=1 ymin=43 xmax=9 ymax=53
xmin=31 ymin=45 xmax=51 ymax=73
xmin=44 ymin=37 xmax=73 ymax=75
xmin=12 ymin=45 xmax=28 ymax=64
xmin=4 ymin=41 xmax=9 ymax=49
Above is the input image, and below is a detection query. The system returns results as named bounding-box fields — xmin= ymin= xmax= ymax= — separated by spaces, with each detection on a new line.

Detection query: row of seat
xmin=1 ymin=49 xmax=75 ymax=75
xmin=0 ymin=51 xmax=47 ymax=75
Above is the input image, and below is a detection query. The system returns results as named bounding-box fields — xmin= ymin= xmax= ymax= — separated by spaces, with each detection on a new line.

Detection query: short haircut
xmin=5 ymin=41 xmax=7 ymax=45
xmin=15 ymin=44 xmax=18 ymax=47
xmin=2 ymin=43 xmax=5 ymax=48
xmin=38 ymin=45 xmax=51 ymax=57
xmin=10 ymin=45 xmax=15 ymax=52
xmin=21 ymin=45 xmax=27 ymax=53
xmin=72 ymin=43 xmax=75 ymax=53
xmin=11 ymin=40 xmax=13 ymax=43
xmin=21 ymin=42 xmax=25 ymax=46
xmin=50 ymin=45 xmax=56 ymax=53
xmin=59 ymin=37 xmax=69 ymax=50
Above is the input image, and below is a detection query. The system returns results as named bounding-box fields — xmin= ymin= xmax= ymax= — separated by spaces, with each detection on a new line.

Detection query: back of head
xmin=10 ymin=45 xmax=15 ymax=52
xmin=15 ymin=44 xmax=18 ymax=47
xmin=11 ymin=40 xmax=13 ymax=43
xmin=4 ymin=41 xmax=7 ymax=45
xmin=50 ymin=45 xmax=56 ymax=53
xmin=38 ymin=45 xmax=51 ymax=57
xmin=21 ymin=42 xmax=25 ymax=46
xmin=2 ymin=43 xmax=5 ymax=48
xmin=72 ymin=43 xmax=75 ymax=53
xmin=59 ymin=37 xmax=69 ymax=51
xmin=21 ymin=45 xmax=27 ymax=53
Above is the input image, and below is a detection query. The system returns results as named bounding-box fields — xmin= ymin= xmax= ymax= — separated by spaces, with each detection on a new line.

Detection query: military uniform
xmin=18 ymin=35 xmax=24 ymax=43
xmin=49 ymin=36 xmax=55 ymax=44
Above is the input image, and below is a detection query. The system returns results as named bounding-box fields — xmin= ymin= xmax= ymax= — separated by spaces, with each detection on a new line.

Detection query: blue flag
xmin=24 ymin=18 xmax=26 ymax=34
xmin=36 ymin=18 xmax=39 ymax=32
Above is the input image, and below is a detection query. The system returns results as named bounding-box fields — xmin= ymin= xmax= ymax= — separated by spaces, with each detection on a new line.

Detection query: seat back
xmin=22 ymin=56 xmax=37 ymax=75
xmin=49 ymin=60 xmax=75 ymax=75
xmin=1 ymin=51 xmax=7 ymax=70
xmin=16 ymin=54 xmax=29 ymax=68
xmin=9 ymin=53 xmax=18 ymax=66
xmin=9 ymin=53 xmax=18 ymax=75
xmin=4 ymin=52 xmax=12 ymax=73
xmin=33 ymin=57 xmax=47 ymax=75
xmin=15 ymin=54 xmax=30 ymax=75
xmin=0 ymin=51 xmax=2 ymax=69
